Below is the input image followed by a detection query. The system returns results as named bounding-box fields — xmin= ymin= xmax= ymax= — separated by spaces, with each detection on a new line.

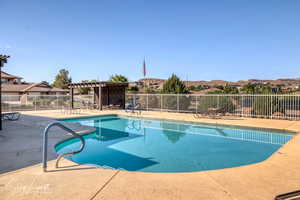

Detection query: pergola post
xmin=70 ymin=88 xmax=74 ymax=109
xmin=93 ymin=87 xmax=96 ymax=109
xmin=98 ymin=86 xmax=102 ymax=110
xmin=107 ymin=87 xmax=110 ymax=105
xmin=123 ymin=87 xmax=126 ymax=109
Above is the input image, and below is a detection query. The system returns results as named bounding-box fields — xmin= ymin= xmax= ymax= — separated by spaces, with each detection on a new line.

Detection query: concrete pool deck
xmin=0 ymin=110 xmax=299 ymax=200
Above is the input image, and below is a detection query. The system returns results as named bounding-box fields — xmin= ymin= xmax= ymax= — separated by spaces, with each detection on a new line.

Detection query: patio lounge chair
xmin=194 ymin=108 xmax=224 ymax=119
xmin=2 ymin=112 xmax=21 ymax=121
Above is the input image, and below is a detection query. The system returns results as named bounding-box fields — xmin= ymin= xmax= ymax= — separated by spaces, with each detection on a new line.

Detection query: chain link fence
xmin=126 ymin=94 xmax=300 ymax=120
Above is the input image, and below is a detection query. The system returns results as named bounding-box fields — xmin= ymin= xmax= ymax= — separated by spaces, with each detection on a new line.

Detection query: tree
xmin=127 ymin=86 xmax=139 ymax=93
xmin=195 ymin=85 xmax=208 ymax=91
xmin=188 ymin=85 xmax=196 ymax=91
xmin=161 ymin=74 xmax=190 ymax=111
xmin=240 ymin=83 xmax=257 ymax=94
xmin=197 ymin=96 xmax=236 ymax=114
xmin=241 ymin=83 xmax=273 ymax=94
xmin=109 ymin=74 xmax=128 ymax=82
xmin=52 ymin=69 xmax=72 ymax=89
xmin=210 ymin=84 xmax=239 ymax=94
xmin=223 ymin=84 xmax=239 ymax=94
xmin=77 ymin=80 xmax=93 ymax=94
xmin=143 ymin=85 xmax=157 ymax=94
xmin=161 ymin=74 xmax=189 ymax=94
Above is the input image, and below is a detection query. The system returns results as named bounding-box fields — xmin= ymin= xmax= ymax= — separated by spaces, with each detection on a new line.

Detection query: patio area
xmin=0 ymin=110 xmax=299 ymax=200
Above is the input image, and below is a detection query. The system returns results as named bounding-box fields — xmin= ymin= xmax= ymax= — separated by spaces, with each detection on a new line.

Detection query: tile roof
xmin=2 ymin=82 xmax=68 ymax=93
xmin=1 ymin=71 xmax=22 ymax=79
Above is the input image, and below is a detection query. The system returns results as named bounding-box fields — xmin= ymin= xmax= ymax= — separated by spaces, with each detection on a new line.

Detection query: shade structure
xmin=68 ymin=82 xmax=128 ymax=110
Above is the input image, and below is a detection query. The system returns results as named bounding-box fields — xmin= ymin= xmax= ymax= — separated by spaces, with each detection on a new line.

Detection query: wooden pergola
xmin=69 ymin=82 xmax=128 ymax=110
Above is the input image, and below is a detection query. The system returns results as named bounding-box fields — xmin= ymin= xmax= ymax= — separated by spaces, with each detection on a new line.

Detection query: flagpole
xmin=142 ymin=57 xmax=147 ymax=93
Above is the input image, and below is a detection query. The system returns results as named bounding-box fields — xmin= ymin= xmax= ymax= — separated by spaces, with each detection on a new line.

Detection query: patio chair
xmin=194 ymin=108 xmax=223 ymax=119
xmin=85 ymin=102 xmax=99 ymax=110
xmin=81 ymin=101 xmax=88 ymax=110
xmin=106 ymin=99 xmax=123 ymax=110
xmin=194 ymin=109 xmax=210 ymax=118
xmin=125 ymin=103 xmax=141 ymax=115
xmin=2 ymin=112 xmax=21 ymax=121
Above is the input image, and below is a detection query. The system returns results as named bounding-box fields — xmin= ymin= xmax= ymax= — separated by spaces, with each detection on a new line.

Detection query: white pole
xmin=177 ymin=94 xmax=179 ymax=112
xmin=196 ymin=95 xmax=198 ymax=114
xmin=146 ymin=94 xmax=149 ymax=111
xmin=242 ymin=95 xmax=244 ymax=117
xmin=161 ymin=94 xmax=163 ymax=111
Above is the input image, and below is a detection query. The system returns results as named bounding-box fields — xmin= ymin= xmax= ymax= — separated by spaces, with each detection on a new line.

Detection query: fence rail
xmin=1 ymin=94 xmax=97 ymax=112
xmin=2 ymin=95 xmax=72 ymax=112
xmin=3 ymin=94 xmax=300 ymax=120
xmin=126 ymin=94 xmax=300 ymax=120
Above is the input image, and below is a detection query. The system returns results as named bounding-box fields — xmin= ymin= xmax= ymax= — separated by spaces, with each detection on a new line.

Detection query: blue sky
xmin=1 ymin=0 xmax=300 ymax=83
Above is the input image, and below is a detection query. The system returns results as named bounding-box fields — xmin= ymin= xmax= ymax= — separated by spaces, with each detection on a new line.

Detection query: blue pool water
xmin=56 ymin=115 xmax=294 ymax=173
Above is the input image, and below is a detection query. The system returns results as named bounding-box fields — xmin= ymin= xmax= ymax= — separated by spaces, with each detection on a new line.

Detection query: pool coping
xmin=57 ymin=113 xmax=298 ymax=134
xmin=52 ymin=112 xmax=298 ymax=173
xmin=2 ymin=110 xmax=300 ymax=200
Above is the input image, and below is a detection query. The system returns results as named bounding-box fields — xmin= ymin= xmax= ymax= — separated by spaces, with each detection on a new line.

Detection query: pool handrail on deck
xmin=42 ymin=122 xmax=85 ymax=172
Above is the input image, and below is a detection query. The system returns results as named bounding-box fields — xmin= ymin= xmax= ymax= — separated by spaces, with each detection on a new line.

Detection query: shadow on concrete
xmin=45 ymin=167 xmax=96 ymax=173
xmin=0 ymin=113 xmax=94 ymax=174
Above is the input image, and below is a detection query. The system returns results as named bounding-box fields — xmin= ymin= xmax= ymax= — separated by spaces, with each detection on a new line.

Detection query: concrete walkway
xmin=0 ymin=114 xmax=95 ymax=174
xmin=0 ymin=110 xmax=299 ymax=200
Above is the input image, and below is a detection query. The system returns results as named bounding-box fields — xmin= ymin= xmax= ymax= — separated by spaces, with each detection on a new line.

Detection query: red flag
xmin=142 ymin=59 xmax=146 ymax=77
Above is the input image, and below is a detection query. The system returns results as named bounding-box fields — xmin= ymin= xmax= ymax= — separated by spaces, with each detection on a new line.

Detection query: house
xmin=1 ymin=71 xmax=23 ymax=84
xmin=2 ymin=81 xmax=68 ymax=104
xmin=1 ymin=71 xmax=68 ymax=104
xmin=1 ymin=71 xmax=67 ymax=96
xmin=139 ymin=78 xmax=165 ymax=89
xmin=2 ymin=81 xmax=68 ymax=96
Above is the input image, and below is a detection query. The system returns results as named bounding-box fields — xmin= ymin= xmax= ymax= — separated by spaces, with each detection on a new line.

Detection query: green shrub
xmin=161 ymin=74 xmax=189 ymax=94
xmin=197 ymin=96 xmax=235 ymax=113
xmin=252 ymin=96 xmax=284 ymax=116
xmin=161 ymin=74 xmax=191 ymax=110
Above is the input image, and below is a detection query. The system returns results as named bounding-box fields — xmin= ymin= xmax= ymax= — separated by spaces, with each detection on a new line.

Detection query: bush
xmin=161 ymin=95 xmax=192 ymax=111
xmin=128 ymin=86 xmax=139 ymax=92
xmin=197 ymin=96 xmax=236 ymax=113
xmin=33 ymin=97 xmax=53 ymax=106
xmin=252 ymin=96 xmax=284 ymax=116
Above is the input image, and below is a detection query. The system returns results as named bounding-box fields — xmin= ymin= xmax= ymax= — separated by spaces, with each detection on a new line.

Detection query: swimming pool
xmin=56 ymin=115 xmax=294 ymax=173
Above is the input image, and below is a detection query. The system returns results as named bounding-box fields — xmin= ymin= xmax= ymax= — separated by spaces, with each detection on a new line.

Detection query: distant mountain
xmin=137 ymin=77 xmax=300 ymax=88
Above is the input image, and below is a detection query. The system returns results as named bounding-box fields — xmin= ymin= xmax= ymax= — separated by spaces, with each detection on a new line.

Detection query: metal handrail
xmin=42 ymin=122 xmax=85 ymax=172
